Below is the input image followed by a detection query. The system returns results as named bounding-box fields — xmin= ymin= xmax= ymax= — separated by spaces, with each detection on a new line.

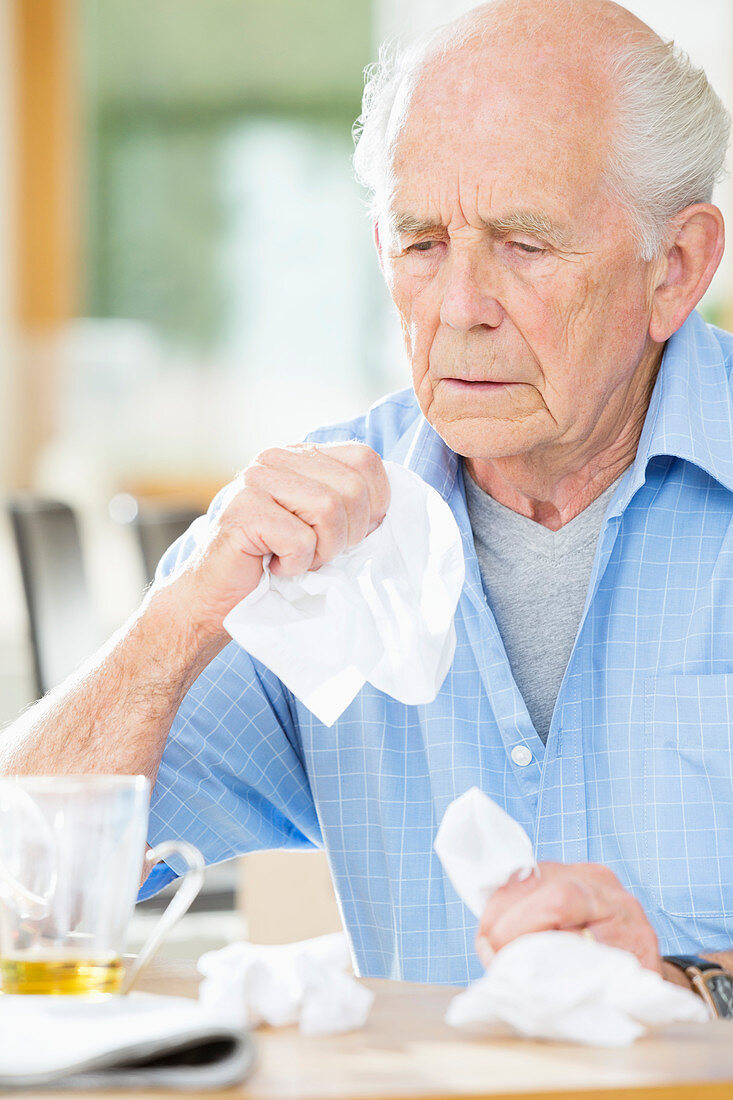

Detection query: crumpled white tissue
xmin=434 ymin=786 xmax=536 ymax=918
xmin=223 ymin=461 xmax=465 ymax=726
xmin=434 ymin=787 xmax=710 ymax=1046
xmin=197 ymin=932 xmax=374 ymax=1036
xmin=446 ymin=931 xmax=709 ymax=1047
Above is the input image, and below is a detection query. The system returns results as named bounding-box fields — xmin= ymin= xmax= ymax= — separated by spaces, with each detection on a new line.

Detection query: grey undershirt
xmin=463 ymin=465 xmax=622 ymax=744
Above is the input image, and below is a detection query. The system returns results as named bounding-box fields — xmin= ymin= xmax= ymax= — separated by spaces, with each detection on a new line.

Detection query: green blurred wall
xmin=86 ymin=0 xmax=371 ymax=113
xmin=81 ymin=0 xmax=373 ymax=348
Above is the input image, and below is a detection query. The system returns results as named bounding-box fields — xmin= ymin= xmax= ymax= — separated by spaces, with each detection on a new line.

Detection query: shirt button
xmin=511 ymin=745 xmax=533 ymax=767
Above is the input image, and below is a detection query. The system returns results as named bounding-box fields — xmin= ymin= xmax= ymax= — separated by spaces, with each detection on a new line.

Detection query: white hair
xmin=606 ymin=33 xmax=730 ymax=258
xmin=352 ymin=11 xmax=731 ymax=261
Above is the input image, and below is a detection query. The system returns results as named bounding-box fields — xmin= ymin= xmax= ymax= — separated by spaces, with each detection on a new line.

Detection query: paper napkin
xmin=198 ymin=932 xmax=374 ymax=1036
xmin=434 ymin=787 xmax=710 ymax=1046
xmin=223 ymin=461 xmax=465 ymax=726
xmin=434 ymin=786 xmax=536 ymax=918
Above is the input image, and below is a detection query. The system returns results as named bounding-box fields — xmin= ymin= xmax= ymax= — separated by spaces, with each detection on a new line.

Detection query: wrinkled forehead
xmin=385 ymin=40 xmax=616 ymax=226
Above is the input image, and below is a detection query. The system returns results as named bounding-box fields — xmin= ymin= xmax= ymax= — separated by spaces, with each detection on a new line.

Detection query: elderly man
xmin=3 ymin=0 xmax=733 ymax=1003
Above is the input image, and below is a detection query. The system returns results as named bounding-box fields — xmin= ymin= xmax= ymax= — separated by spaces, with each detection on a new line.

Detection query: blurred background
xmin=0 ymin=0 xmax=730 ymax=953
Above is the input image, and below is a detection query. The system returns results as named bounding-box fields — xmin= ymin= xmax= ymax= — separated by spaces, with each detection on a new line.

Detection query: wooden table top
xmin=41 ymin=958 xmax=733 ymax=1100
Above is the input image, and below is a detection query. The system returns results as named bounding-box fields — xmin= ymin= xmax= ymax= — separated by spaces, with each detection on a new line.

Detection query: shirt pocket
xmin=643 ymin=673 xmax=733 ymax=918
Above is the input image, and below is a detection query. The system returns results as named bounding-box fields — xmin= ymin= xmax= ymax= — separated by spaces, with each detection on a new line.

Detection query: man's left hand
xmin=476 ymin=862 xmax=663 ymax=975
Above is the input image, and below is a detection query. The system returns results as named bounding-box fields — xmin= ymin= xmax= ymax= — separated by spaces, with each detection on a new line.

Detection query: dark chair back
xmin=6 ymin=496 xmax=100 ymax=698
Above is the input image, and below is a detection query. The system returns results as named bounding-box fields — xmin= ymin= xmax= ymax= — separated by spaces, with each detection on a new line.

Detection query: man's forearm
xmin=0 ymin=585 xmax=226 ymax=783
xmin=0 ymin=441 xmax=387 ymax=784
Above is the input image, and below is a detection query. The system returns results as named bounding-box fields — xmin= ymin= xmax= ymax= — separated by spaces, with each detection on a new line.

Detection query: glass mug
xmin=0 ymin=775 xmax=204 ymax=995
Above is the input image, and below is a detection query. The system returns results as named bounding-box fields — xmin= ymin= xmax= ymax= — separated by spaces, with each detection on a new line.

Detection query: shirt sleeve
xmin=140 ymin=497 xmax=322 ymax=896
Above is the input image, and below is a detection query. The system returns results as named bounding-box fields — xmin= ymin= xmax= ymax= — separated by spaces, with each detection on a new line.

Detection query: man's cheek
xmin=391 ymin=274 xmax=433 ymax=323
xmin=407 ymin=321 xmax=439 ymax=413
xmin=409 ymin=333 xmax=434 ymax=404
xmin=388 ymin=273 xmax=443 ymax=401
xmin=398 ymin=288 xmax=435 ymax=356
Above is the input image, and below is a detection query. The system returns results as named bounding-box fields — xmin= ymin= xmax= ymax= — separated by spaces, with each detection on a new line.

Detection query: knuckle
xmin=343 ymin=467 xmax=366 ymax=494
xmin=242 ymin=463 xmax=268 ymax=490
xmin=351 ymin=443 xmax=382 ymax=476
xmin=588 ymin=862 xmax=619 ymax=886
xmin=316 ymin=487 xmax=345 ymax=525
xmin=542 ymin=882 xmax=570 ymax=923
xmin=294 ymin=525 xmax=317 ymax=555
xmin=291 ymin=442 xmax=325 ymax=466
xmin=254 ymin=446 xmax=282 ymax=467
xmin=341 ymin=474 xmax=370 ymax=513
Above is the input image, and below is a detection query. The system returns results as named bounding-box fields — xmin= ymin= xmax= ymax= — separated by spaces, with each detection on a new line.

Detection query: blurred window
xmin=78 ymin=0 xmax=402 ymax=466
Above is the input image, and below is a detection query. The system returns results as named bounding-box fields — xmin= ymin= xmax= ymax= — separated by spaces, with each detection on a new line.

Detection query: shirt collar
xmin=616 ymin=309 xmax=733 ymax=510
xmin=392 ymin=412 xmax=460 ymax=503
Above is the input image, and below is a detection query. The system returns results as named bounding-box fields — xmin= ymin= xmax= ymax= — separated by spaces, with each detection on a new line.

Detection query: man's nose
xmin=439 ymin=253 xmax=504 ymax=331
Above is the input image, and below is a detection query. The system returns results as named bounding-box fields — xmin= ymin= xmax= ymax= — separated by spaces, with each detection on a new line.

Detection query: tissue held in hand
xmin=224 ymin=461 xmax=465 ymax=726
xmin=447 ymin=931 xmax=709 ymax=1047
xmin=434 ymin=788 xmax=710 ymax=1046
xmin=434 ymin=786 xmax=536 ymax=918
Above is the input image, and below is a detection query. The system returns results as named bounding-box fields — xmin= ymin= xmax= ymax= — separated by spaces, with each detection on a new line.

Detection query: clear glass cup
xmin=0 ymin=775 xmax=204 ymax=995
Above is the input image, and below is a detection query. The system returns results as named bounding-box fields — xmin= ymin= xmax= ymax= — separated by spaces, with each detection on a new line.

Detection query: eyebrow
xmin=389 ymin=208 xmax=574 ymax=250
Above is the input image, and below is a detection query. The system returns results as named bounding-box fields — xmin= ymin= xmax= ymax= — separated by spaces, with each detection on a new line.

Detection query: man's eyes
xmin=408 ymin=240 xmax=441 ymax=252
xmin=405 ymin=239 xmax=547 ymax=256
xmin=510 ymin=240 xmax=546 ymax=255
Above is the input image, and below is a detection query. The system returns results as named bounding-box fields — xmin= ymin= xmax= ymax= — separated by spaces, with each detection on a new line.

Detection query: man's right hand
xmin=0 ymin=440 xmax=390 ymax=783
xmin=167 ymin=442 xmax=391 ymax=641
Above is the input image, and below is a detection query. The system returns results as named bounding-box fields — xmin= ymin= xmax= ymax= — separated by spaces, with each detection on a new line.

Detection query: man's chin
xmin=427 ymin=411 xmax=549 ymax=460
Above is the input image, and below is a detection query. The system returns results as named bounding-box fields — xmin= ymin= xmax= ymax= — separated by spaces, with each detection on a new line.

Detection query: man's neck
xmin=464 ymin=349 xmax=662 ymax=531
xmin=464 ymin=455 xmax=632 ymax=530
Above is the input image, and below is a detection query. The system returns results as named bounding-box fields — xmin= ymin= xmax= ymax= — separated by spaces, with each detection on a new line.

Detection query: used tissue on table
xmin=434 ymin=787 xmax=710 ymax=1046
xmin=223 ymin=461 xmax=465 ymax=726
xmin=198 ymin=932 xmax=374 ymax=1036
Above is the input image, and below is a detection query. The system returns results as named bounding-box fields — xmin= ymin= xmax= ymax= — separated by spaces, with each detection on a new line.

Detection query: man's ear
xmin=649 ymin=204 xmax=725 ymax=343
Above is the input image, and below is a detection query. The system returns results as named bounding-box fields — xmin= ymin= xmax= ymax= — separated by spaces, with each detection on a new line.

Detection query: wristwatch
xmin=664 ymin=955 xmax=733 ymax=1018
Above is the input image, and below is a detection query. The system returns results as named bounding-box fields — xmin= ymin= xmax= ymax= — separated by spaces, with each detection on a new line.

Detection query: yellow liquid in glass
xmin=0 ymin=956 xmax=124 ymax=995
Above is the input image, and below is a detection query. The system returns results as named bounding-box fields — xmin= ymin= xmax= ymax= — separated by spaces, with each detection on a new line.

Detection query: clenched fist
xmin=476 ymin=862 xmax=663 ymax=974
xmin=165 ymin=441 xmax=391 ymax=641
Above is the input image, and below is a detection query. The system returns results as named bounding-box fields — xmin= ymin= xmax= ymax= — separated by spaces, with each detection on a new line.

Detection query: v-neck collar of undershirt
xmin=462 ymin=464 xmax=625 ymax=562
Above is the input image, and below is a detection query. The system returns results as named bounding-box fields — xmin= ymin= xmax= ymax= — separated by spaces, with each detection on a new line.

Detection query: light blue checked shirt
xmin=143 ymin=310 xmax=733 ymax=984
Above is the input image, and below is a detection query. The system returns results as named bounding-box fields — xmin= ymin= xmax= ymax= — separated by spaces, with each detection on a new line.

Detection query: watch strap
xmin=663 ymin=954 xmax=733 ymax=1018
xmin=664 ymin=954 xmax=720 ymax=973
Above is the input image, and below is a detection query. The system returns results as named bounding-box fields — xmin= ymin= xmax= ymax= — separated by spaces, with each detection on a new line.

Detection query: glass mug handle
xmin=121 ymin=839 xmax=205 ymax=994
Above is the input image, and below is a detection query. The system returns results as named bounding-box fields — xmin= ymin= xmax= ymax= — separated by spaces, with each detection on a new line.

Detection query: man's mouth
xmin=441 ymin=378 xmax=521 ymax=392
